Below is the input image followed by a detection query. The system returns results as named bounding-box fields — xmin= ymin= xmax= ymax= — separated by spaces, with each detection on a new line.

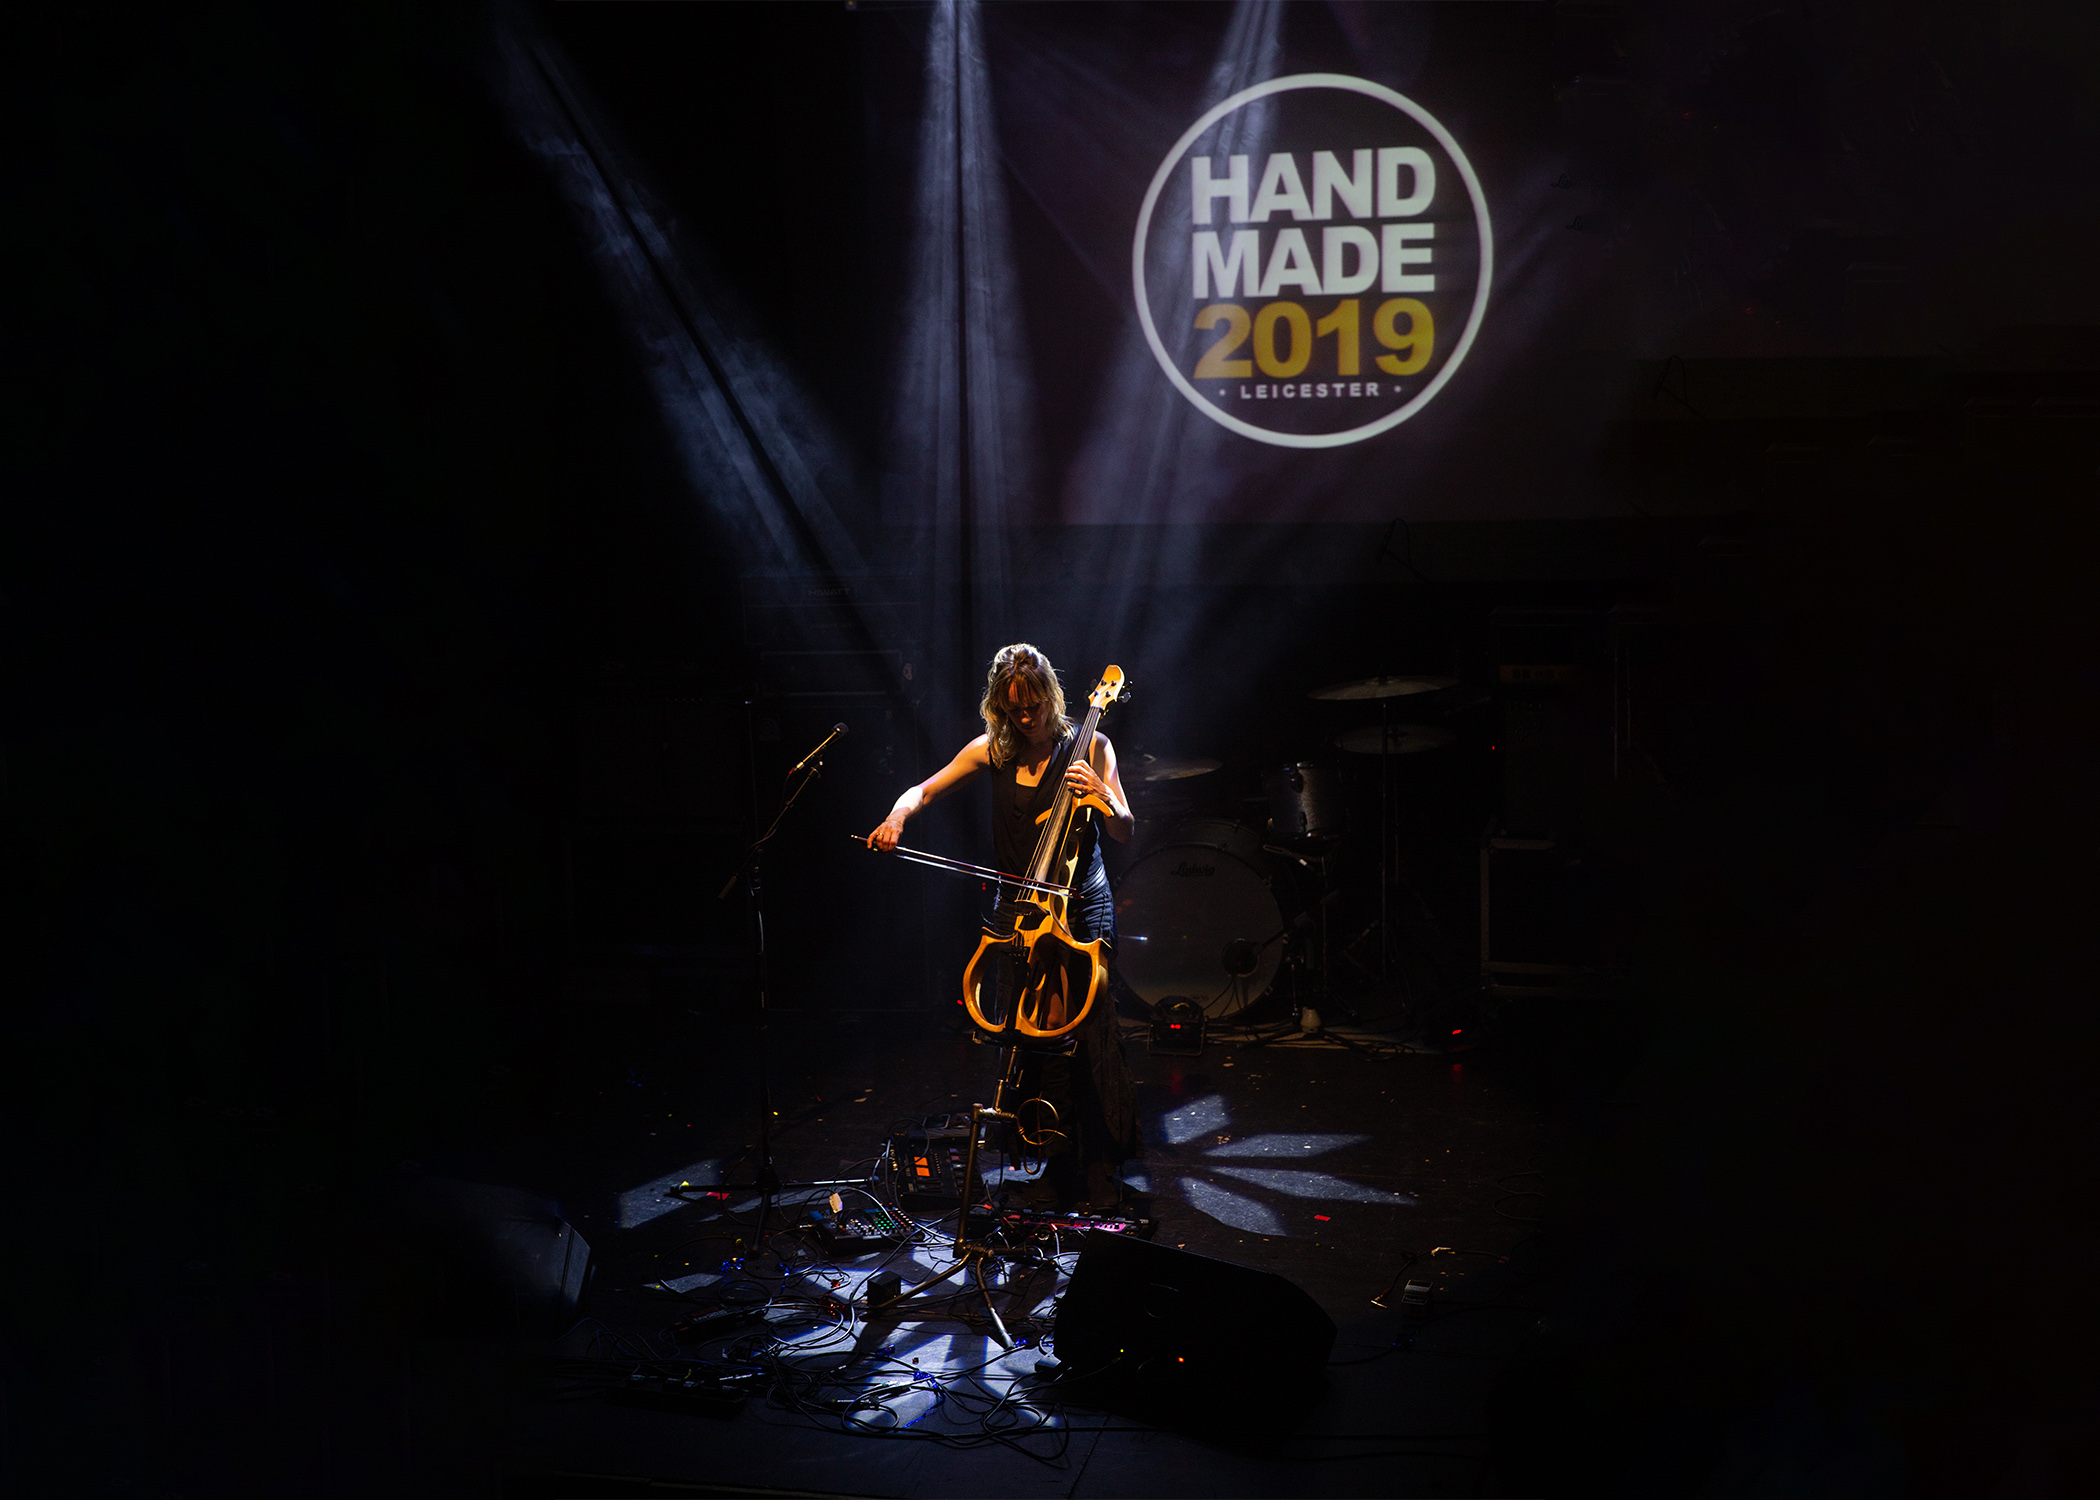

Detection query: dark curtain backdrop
xmin=547 ymin=0 xmax=2100 ymax=525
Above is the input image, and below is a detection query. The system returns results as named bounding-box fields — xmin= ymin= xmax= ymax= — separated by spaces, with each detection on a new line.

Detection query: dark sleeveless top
xmin=990 ymin=729 xmax=1111 ymax=933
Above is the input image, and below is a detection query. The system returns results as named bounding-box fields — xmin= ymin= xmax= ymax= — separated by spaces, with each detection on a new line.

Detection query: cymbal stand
xmin=1235 ymin=926 xmax=1330 ymax=1047
xmin=877 ymin=1047 xmax=1028 ymax=1347
xmin=1264 ymin=842 xmax=1355 ymax=1024
xmin=1338 ymin=698 xmax=1399 ymax=989
xmin=1268 ymin=823 xmax=1352 ymax=1021
xmin=1335 ymin=696 xmax=1407 ymax=1004
xmin=1307 ymin=847 xmax=1357 ymax=1022
xmin=1379 ymin=692 xmax=1393 ymax=978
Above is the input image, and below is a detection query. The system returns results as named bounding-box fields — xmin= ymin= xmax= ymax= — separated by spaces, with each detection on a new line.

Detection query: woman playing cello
xmin=867 ymin=644 xmax=1140 ymax=1210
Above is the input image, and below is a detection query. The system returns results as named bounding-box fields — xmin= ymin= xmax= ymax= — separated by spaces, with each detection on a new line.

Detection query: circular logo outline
xmin=1131 ymin=73 xmax=1495 ymax=450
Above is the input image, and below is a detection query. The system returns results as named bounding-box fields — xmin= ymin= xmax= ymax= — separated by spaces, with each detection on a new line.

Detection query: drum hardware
xmin=1125 ymin=808 xmax=1191 ymax=861
xmin=1325 ymin=708 xmax=1462 ymax=1003
xmin=1306 ymin=674 xmax=1462 ymax=977
xmin=1215 ymin=927 xmax=1289 ymax=1017
xmin=1164 ymin=817 xmax=1264 ymax=863
xmin=1263 ymin=761 xmax=1347 ymax=845
xmin=1337 ymin=852 xmax=1459 ymax=1023
xmin=1253 ymin=843 xmax=1354 ymax=1028
xmin=1307 ymin=675 xmax=1459 ymax=701
xmin=1134 ymin=753 xmax=1223 ymax=782
xmin=1374 ymin=688 xmax=1401 ymax=980
xmin=1127 ymin=781 xmax=1191 ymax=804
xmin=1334 ymin=724 xmax=1454 ymax=756
xmin=1241 ymin=997 xmax=1383 ymax=1054
xmin=1240 ymin=942 xmax=1378 ymax=1054
xmin=1125 ymin=776 xmax=1193 ymax=845
xmin=1278 ymin=869 xmax=1357 ymax=1028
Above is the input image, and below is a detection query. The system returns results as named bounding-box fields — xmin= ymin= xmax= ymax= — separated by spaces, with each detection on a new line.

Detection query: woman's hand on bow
xmin=867 ymin=814 xmax=907 ymax=851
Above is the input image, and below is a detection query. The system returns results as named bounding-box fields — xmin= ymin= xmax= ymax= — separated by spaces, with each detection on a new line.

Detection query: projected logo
xmin=1133 ymin=74 xmax=1493 ymax=449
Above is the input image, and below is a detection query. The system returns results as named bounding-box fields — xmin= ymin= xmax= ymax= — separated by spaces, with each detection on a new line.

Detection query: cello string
xmin=1024 ymin=692 xmax=1104 ymax=887
xmin=1004 ymin=670 xmax=1119 ymax=1038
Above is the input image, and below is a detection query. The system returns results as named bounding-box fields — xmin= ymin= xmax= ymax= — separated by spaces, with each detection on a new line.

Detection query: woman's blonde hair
xmin=980 ymin=644 xmax=1070 ymax=767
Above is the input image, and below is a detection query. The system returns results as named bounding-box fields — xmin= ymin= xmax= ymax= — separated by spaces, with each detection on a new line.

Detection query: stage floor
xmin=464 ymin=992 xmax=1584 ymax=1499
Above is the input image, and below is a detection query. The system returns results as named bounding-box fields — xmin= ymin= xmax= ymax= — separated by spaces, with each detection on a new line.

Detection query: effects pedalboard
xmin=880 ymin=1116 xmax=1154 ymax=1244
xmin=997 ymin=1208 xmax=1155 ymax=1244
xmin=890 ymin=1114 xmax=989 ymax=1212
xmin=803 ymin=1196 xmax=906 ymax=1257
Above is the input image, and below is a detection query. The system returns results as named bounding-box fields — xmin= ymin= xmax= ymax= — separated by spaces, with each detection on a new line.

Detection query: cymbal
xmin=1335 ymin=724 xmax=1454 ymax=756
xmin=1135 ymin=753 xmax=1223 ymax=782
xmin=1309 ymin=674 xmax=1458 ymax=701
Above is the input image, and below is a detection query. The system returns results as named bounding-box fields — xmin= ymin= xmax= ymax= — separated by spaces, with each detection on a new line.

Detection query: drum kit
xmin=1114 ymin=674 xmax=1458 ymax=1025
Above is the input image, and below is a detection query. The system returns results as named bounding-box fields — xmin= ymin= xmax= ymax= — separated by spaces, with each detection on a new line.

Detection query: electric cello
xmin=959 ymin=665 xmax=1126 ymax=1040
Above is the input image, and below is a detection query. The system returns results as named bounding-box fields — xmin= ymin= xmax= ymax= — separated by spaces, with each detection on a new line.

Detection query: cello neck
xmin=1026 ymin=700 xmax=1104 ymax=887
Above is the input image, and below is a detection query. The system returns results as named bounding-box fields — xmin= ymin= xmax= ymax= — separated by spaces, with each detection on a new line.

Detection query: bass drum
xmin=1166 ymin=815 xmax=1265 ymax=866
xmin=1114 ymin=820 xmax=1283 ymax=1020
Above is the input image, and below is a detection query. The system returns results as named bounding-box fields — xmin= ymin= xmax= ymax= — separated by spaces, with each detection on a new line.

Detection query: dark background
xmin=8 ymin=2 xmax=2098 ymax=1495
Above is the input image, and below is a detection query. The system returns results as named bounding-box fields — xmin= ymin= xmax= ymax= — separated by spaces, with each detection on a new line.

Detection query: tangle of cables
xmin=548 ymin=1141 xmax=1097 ymax=1459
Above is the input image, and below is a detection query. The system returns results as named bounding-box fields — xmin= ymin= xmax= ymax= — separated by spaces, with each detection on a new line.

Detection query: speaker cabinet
xmin=1490 ymin=606 xmax=1610 ymax=838
xmin=1052 ymin=1231 xmax=1336 ymax=1429
xmin=395 ymin=1179 xmax=593 ymax=1338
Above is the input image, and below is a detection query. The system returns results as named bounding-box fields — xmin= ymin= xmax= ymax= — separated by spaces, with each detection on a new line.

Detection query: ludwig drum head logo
xmin=1133 ymin=73 xmax=1492 ymax=449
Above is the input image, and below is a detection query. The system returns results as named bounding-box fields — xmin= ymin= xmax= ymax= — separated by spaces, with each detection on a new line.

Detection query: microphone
xmin=790 ymin=723 xmax=849 ymax=776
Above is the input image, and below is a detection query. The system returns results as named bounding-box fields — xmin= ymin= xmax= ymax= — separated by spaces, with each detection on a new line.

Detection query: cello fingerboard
xmin=1025 ymin=697 xmax=1110 ymax=886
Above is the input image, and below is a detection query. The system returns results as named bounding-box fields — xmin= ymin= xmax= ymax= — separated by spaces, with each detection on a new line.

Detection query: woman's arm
xmin=867 ymin=735 xmax=991 ymax=850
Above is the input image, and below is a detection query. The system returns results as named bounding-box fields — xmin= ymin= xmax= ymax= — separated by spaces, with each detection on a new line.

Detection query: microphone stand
xmin=715 ymin=718 xmax=875 ymax=1267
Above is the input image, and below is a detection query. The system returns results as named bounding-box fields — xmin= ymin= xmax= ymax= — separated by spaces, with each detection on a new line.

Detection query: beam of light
xmin=1202 ymin=1131 xmax=1372 ymax=1159
xmin=1181 ymin=1176 xmax=1287 ymax=1235
xmin=648 ymin=1270 xmax=721 ymax=1296
xmin=1035 ymin=0 xmax=1295 ymax=758
xmin=615 ymin=1158 xmax=724 ymax=1229
xmin=891 ymin=0 xmax=1032 ymax=718
xmin=1206 ymin=1165 xmax=1416 ymax=1204
xmin=1060 ymin=0 xmax=1283 ymax=534
xmin=1156 ymin=1092 xmax=1230 ymax=1145
xmin=493 ymin=12 xmax=876 ymax=595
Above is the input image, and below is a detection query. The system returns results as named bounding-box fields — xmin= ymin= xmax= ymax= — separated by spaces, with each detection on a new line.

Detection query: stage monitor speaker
xmin=394 ymin=1179 xmax=594 ymax=1339
xmin=1052 ymin=1230 xmax=1336 ymax=1429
